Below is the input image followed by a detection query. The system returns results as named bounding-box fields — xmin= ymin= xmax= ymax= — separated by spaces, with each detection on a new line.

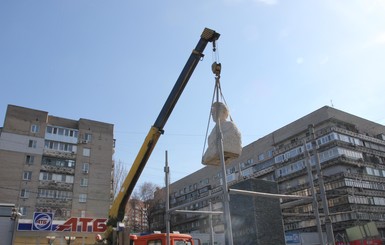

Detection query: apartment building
xmin=0 ymin=105 xmax=114 ymax=244
xmin=151 ymin=106 xmax=385 ymax=242
xmin=125 ymin=199 xmax=149 ymax=233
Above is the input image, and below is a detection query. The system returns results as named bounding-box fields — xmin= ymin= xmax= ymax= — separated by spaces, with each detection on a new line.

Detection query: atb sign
xmin=55 ymin=217 xmax=107 ymax=232
xmin=32 ymin=212 xmax=53 ymax=231
xmin=18 ymin=212 xmax=107 ymax=233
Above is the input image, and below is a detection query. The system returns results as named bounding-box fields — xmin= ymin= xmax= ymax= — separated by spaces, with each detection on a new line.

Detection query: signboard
xmin=346 ymin=222 xmax=380 ymax=241
xmin=285 ymin=232 xmax=300 ymax=244
xmin=18 ymin=212 xmax=107 ymax=232
xmin=32 ymin=212 xmax=53 ymax=231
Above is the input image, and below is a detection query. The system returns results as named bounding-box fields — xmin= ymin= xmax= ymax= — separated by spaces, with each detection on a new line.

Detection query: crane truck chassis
xmin=128 ymin=232 xmax=198 ymax=245
xmin=106 ymin=28 xmax=220 ymax=243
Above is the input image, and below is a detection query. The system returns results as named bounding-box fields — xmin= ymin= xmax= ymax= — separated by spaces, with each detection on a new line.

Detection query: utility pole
xmin=303 ymin=139 xmax=325 ymax=245
xmin=165 ymin=151 xmax=171 ymax=245
xmin=217 ymin=120 xmax=233 ymax=245
xmin=213 ymin=102 xmax=234 ymax=245
xmin=209 ymin=190 xmax=215 ymax=245
xmin=308 ymin=124 xmax=335 ymax=245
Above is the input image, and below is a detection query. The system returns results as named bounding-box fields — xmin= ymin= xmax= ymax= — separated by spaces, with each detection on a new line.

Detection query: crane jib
xmin=154 ymin=28 xmax=220 ymax=129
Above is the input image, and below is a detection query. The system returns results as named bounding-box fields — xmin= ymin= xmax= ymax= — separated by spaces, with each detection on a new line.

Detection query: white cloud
xmin=363 ymin=32 xmax=385 ymax=48
xmin=360 ymin=0 xmax=385 ymax=13
xmin=372 ymin=32 xmax=385 ymax=45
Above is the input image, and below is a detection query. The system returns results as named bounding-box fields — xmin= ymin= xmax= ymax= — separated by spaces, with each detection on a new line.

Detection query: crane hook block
xmin=212 ymin=62 xmax=221 ymax=76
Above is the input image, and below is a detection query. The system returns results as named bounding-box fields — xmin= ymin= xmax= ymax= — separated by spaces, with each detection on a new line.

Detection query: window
xmin=80 ymin=178 xmax=88 ymax=187
xmin=19 ymin=207 xmax=27 ymax=216
xmin=20 ymin=189 xmax=29 ymax=198
xmin=319 ymin=147 xmax=339 ymax=163
xmin=58 ymin=128 xmax=64 ymax=135
xmin=65 ymin=175 xmax=74 ymax=183
xmin=366 ymin=167 xmax=374 ymax=175
xmin=44 ymin=140 xmax=76 ymax=153
xmin=25 ymin=155 xmax=35 ymax=164
xmin=28 ymin=140 xmax=37 ymax=148
xmin=258 ymin=153 xmax=265 ymax=161
xmin=82 ymin=163 xmax=89 ymax=173
xmin=39 ymin=172 xmax=52 ymax=181
xmin=275 ymin=154 xmax=285 ymax=163
xmin=47 ymin=190 xmax=55 ymax=198
xmin=83 ymin=148 xmax=90 ymax=157
xmin=42 ymin=157 xmax=76 ymax=168
xmin=84 ymin=133 xmax=92 ymax=142
xmin=175 ymin=241 xmax=192 ymax=245
xmin=242 ymin=168 xmax=253 ymax=177
xmin=47 ymin=126 xmax=78 ymax=138
xmin=38 ymin=172 xmax=74 ymax=184
xmin=373 ymin=169 xmax=380 ymax=176
xmin=23 ymin=171 xmax=32 ymax=180
xmin=69 ymin=130 xmax=78 ymax=138
xmin=79 ymin=194 xmax=87 ymax=203
xmin=68 ymin=160 xmax=75 ymax=167
xmin=226 ymin=166 xmax=236 ymax=174
xmin=38 ymin=189 xmax=72 ymax=200
xmin=31 ymin=124 xmax=40 ymax=133
xmin=148 ymin=240 xmax=162 ymax=245
xmin=46 ymin=126 xmax=53 ymax=134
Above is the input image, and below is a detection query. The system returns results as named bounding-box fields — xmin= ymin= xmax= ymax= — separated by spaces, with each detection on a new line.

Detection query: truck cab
xmin=129 ymin=232 xmax=198 ymax=245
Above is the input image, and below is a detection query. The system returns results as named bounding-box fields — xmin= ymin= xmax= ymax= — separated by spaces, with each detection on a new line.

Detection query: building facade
xmin=125 ymin=199 xmax=149 ymax=233
xmin=152 ymin=106 xmax=385 ymax=243
xmin=0 ymin=105 xmax=114 ymax=244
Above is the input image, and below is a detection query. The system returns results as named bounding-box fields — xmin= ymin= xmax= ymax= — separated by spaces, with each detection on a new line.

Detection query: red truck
xmin=129 ymin=232 xmax=198 ymax=245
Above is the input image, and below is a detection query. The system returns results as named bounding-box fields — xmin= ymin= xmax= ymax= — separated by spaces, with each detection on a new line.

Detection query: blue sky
xmin=1 ymin=0 xmax=385 ymax=187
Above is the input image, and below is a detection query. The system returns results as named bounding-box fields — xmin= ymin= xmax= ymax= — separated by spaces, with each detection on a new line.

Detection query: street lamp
xmin=64 ymin=236 xmax=76 ymax=245
xmin=11 ymin=207 xmax=22 ymax=245
xmin=46 ymin=236 xmax=55 ymax=245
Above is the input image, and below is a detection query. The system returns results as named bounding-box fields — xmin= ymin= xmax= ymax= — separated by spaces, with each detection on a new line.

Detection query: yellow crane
xmin=106 ymin=27 xmax=220 ymax=241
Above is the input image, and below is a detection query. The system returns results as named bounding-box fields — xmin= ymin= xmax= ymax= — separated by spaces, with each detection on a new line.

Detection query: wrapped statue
xmin=202 ymin=102 xmax=242 ymax=166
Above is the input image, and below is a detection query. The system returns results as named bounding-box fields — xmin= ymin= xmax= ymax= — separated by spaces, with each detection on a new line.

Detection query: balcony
xmin=36 ymin=198 xmax=72 ymax=208
xmin=41 ymin=165 xmax=75 ymax=175
xmin=39 ymin=180 xmax=73 ymax=191
xmin=43 ymin=149 xmax=76 ymax=159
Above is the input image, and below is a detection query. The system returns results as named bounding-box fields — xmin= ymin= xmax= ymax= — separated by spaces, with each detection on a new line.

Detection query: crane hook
xmin=212 ymin=62 xmax=221 ymax=77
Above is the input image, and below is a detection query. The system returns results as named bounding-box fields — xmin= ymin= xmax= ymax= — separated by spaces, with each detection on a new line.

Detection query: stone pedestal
xmin=230 ymin=179 xmax=285 ymax=245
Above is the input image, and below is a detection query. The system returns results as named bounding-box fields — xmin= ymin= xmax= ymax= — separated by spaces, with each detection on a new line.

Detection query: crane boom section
xmin=153 ymin=28 xmax=220 ymax=129
xmin=109 ymin=126 xmax=161 ymax=218
xmin=109 ymin=28 xmax=220 ymax=220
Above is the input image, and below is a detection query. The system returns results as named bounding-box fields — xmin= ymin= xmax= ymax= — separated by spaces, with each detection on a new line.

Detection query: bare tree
xmin=132 ymin=182 xmax=159 ymax=202
xmin=112 ymin=159 xmax=128 ymax=198
xmin=129 ymin=182 xmax=161 ymax=233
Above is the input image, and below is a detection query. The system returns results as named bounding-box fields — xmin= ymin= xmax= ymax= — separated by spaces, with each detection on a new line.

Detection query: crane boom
xmin=108 ymin=28 xmax=220 ymax=222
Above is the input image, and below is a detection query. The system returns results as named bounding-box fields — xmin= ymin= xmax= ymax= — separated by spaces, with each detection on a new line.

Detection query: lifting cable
xmin=201 ymin=40 xmax=234 ymax=162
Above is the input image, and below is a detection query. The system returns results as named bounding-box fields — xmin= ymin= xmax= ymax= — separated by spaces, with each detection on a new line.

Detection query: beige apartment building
xmin=125 ymin=199 xmax=149 ymax=233
xmin=0 ymin=105 xmax=114 ymax=245
xmin=152 ymin=106 xmax=385 ymax=244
